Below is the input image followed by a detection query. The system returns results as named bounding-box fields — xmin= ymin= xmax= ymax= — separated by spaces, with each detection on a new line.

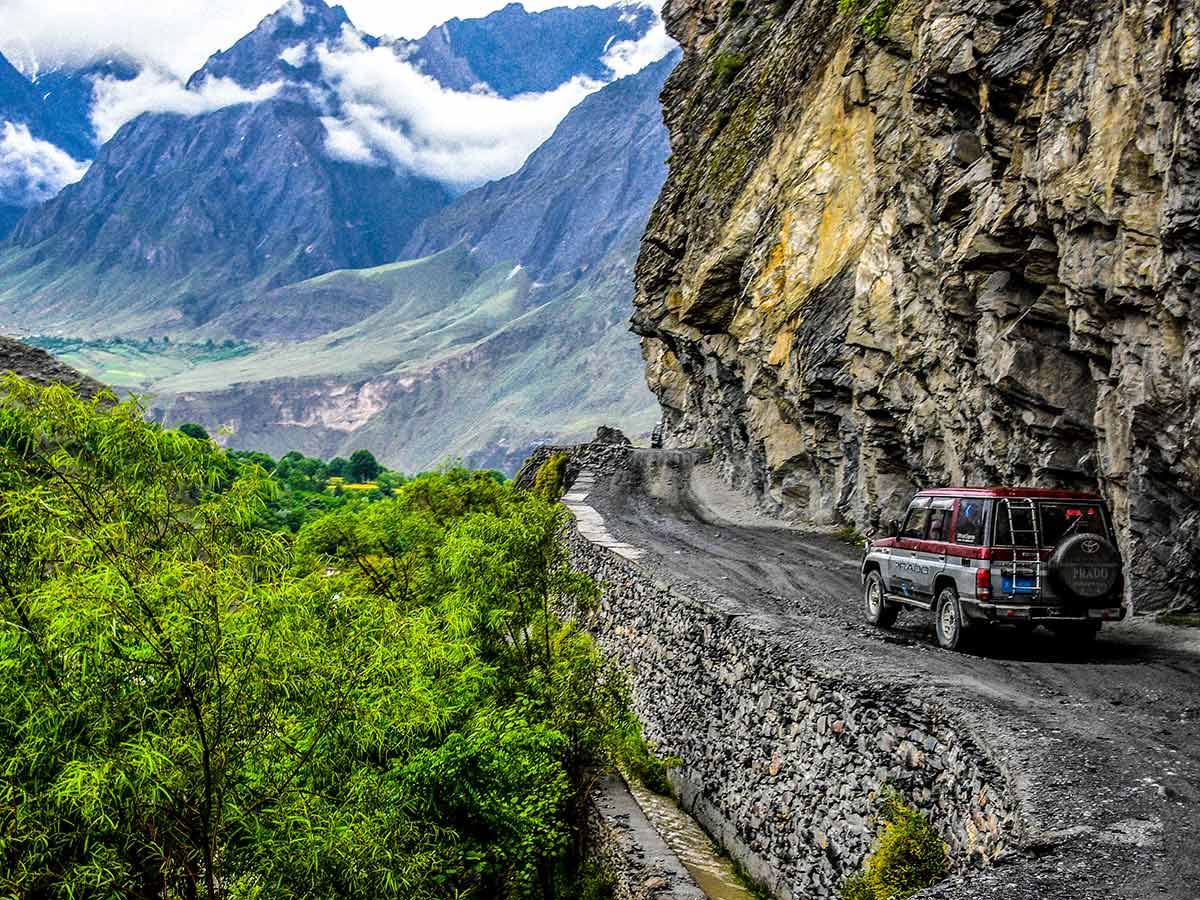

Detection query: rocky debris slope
xmin=0 ymin=336 xmax=104 ymax=396
xmin=633 ymin=0 xmax=1200 ymax=610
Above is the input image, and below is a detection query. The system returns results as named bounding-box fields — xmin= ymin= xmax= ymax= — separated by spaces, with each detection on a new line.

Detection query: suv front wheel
xmin=863 ymin=571 xmax=898 ymax=628
xmin=935 ymin=586 xmax=967 ymax=650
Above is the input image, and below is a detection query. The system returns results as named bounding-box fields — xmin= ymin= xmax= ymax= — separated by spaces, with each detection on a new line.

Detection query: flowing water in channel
xmin=624 ymin=779 xmax=759 ymax=900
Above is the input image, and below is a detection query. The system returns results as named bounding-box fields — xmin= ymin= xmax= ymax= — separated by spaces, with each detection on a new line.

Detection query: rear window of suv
xmin=1039 ymin=501 xmax=1109 ymax=545
xmin=993 ymin=498 xmax=1110 ymax=546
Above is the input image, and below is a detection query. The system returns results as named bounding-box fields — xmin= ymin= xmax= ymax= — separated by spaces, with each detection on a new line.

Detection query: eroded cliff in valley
xmin=634 ymin=0 xmax=1200 ymax=610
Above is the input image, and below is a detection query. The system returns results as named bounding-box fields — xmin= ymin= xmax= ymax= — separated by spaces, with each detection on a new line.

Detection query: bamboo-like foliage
xmin=0 ymin=377 xmax=631 ymax=900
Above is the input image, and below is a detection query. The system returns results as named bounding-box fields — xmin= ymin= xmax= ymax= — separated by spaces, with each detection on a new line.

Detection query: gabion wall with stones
xmin=564 ymin=526 xmax=1017 ymax=899
xmin=513 ymin=441 xmax=633 ymax=492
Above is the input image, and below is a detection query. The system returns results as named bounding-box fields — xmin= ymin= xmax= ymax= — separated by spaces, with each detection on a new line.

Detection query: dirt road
xmin=584 ymin=449 xmax=1200 ymax=900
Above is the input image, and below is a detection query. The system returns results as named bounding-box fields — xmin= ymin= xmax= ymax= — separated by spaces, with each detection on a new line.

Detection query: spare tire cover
xmin=1048 ymin=533 xmax=1121 ymax=600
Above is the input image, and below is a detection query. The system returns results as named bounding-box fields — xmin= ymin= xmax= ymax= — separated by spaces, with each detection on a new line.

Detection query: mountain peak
xmin=267 ymin=0 xmax=351 ymax=38
xmin=407 ymin=2 xmax=657 ymax=98
xmin=186 ymin=0 xmax=352 ymax=89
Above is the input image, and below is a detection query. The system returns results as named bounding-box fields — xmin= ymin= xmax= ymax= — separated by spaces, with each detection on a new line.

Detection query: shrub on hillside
xmin=178 ymin=421 xmax=211 ymax=441
xmin=840 ymin=789 xmax=948 ymax=900
xmin=616 ymin=718 xmax=680 ymax=796
xmin=535 ymin=452 xmax=571 ymax=502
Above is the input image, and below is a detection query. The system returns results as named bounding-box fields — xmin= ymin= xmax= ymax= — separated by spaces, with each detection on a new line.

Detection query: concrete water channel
xmin=624 ymin=778 xmax=758 ymax=900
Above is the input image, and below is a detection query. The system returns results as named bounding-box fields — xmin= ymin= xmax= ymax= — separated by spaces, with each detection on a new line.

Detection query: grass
xmin=616 ymin=718 xmax=680 ymax=797
xmin=725 ymin=853 xmax=772 ymax=900
xmin=713 ymin=52 xmax=748 ymax=82
xmin=838 ymin=0 xmax=899 ymax=38
xmin=23 ymin=336 xmax=256 ymax=390
xmin=1157 ymin=612 xmax=1200 ymax=628
xmin=834 ymin=525 xmax=867 ymax=547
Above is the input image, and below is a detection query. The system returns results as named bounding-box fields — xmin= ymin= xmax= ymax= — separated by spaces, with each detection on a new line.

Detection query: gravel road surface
xmin=584 ymin=450 xmax=1200 ymax=900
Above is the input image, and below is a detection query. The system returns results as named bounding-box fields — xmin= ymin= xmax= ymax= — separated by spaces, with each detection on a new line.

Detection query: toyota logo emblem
xmin=1082 ymin=538 xmax=1100 ymax=554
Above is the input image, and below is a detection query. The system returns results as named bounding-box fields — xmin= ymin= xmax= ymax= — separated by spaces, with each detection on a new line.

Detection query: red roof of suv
xmin=917 ymin=486 xmax=1104 ymax=501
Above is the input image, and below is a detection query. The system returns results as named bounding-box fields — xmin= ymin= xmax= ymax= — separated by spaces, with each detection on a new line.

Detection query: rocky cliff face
xmin=633 ymin=0 xmax=1200 ymax=610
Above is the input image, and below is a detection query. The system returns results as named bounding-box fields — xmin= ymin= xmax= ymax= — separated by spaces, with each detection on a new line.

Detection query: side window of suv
xmin=899 ymin=498 xmax=931 ymax=539
xmin=927 ymin=499 xmax=954 ymax=542
xmin=953 ymin=498 xmax=988 ymax=545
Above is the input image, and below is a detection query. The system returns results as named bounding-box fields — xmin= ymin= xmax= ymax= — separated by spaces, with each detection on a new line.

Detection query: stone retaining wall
xmin=563 ymin=494 xmax=1016 ymax=899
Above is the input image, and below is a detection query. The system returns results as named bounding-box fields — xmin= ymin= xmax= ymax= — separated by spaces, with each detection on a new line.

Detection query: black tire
xmin=863 ymin=571 xmax=898 ymax=628
xmin=934 ymin=586 xmax=967 ymax=650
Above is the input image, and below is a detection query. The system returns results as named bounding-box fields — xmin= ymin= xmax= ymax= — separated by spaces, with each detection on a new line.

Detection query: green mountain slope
xmin=145 ymin=242 xmax=656 ymax=472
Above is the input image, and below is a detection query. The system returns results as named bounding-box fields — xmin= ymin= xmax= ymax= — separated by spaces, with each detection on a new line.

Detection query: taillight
xmin=975 ymin=567 xmax=992 ymax=602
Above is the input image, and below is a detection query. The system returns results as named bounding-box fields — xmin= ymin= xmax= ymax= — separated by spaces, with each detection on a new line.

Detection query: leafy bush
xmin=840 ymin=790 xmax=949 ymax=900
xmin=0 ymin=376 xmax=630 ymax=899
xmin=838 ymin=0 xmax=898 ymax=38
xmin=534 ymin=452 xmax=571 ymax=502
xmin=713 ymin=52 xmax=748 ymax=82
xmin=179 ymin=421 xmax=211 ymax=441
xmin=561 ymin=861 xmax=615 ymax=900
xmin=616 ymin=717 xmax=680 ymax=796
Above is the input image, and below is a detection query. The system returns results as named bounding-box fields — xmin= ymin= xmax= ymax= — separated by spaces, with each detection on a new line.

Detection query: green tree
xmin=328 ymin=456 xmax=349 ymax=478
xmin=178 ymin=421 xmax=211 ymax=441
xmin=0 ymin=377 xmax=632 ymax=899
xmin=347 ymin=448 xmax=381 ymax=483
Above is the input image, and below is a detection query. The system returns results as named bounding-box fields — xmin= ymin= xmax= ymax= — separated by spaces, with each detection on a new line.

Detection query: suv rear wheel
xmin=935 ymin=586 xmax=966 ymax=650
xmin=863 ymin=571 xmax=898 ymax=628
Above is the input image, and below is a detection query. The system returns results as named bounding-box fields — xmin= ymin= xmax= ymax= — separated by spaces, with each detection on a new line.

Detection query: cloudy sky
xmin=0 ymin=0 xmax=672 ymax=204
xmin=0 ymin=0 xmax=651 ymax=78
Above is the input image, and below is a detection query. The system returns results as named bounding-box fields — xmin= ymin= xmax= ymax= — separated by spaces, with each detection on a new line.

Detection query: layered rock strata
xmin=633 ymin=0 xmax=1200 ymax=609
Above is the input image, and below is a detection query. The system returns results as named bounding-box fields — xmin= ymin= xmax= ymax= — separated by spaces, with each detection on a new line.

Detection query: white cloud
xmin=602 ymin=15 xmax=675 ymax=78
xmin=279 ymin=43 xmax=310 ymax=68
xmin=0 ymin=1 xmax=659 ymax=80
xmin=320 ymin=115 xmax=380 ymax=165
xmin=315 ymin=31 xmax=606 ymax=188
xmin=0 ymin=1 xmax=672 ymax=190
xmin=280 ymin=0 xmax=307 ymax=26
xmin=90 ymin=70 xmax=283 ymax=142
xmin=0 ymin=121 xmax=88 ymax=207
